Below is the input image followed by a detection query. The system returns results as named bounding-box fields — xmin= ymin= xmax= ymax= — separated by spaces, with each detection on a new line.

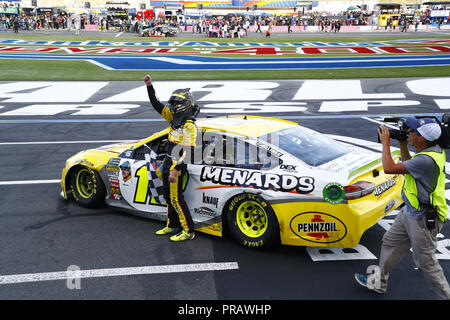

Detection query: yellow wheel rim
xmin=235 ymin=201 xmax=268 ymax=238
xmin=76 ymin=168 xmax=94 ymax=199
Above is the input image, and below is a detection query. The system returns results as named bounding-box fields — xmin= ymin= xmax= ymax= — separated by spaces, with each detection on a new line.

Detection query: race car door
xmin=116 ymin=136 xmax=168 ymax=217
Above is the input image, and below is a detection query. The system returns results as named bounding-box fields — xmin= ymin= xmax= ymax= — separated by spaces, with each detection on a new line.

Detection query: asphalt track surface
xmin=1 ymin=77 xmax=450 ymax=303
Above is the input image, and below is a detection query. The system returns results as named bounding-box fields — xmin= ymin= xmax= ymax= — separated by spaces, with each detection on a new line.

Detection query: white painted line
xmin=115 ymin=32 xmax=123 ymax=38
xmin=148 ymin=55 xmax=450 ymax=65
xmin=0 ymin=140 xmax=133 ymax=146
xmin=0 ymin=262 xmax=239 ymax=285
xmin=87 ymin=59 xmax=115 ymax=70
xmin=0 ymin=179 xmax=60 ymax=186
xmin=306 ymin=244 xmax=377 ymax=262
xmin=149 ymin=56 xmax=204 ymax=65
xmin=361 ymin=116 xmax=399 ymax=130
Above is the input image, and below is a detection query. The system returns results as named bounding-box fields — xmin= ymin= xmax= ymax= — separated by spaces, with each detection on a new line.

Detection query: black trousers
xmin=162 ymin=156 xmax=194 ymax=233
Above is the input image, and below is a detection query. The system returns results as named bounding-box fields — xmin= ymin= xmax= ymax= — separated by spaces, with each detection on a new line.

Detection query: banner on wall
xmin=150 ymin=0 xmax=232 ymax=8
xmin=0 ymin=7 xmax=20 ymax=14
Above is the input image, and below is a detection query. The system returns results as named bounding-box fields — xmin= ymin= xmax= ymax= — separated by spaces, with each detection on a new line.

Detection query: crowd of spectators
xmin=0 ymin=13 xmax=170 ymax=34
xmin=1 ymin=7 xmax=448 ymax=34
xmin=0 ymin=14 xmax=70 ymax=31
xmin=191 ymin=15 xmax=250 ymax=38
xmin=186 ymin=11 xmax=367 ymax=36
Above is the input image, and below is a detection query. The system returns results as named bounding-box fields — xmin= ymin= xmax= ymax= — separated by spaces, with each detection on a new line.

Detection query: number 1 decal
xmin=134 ymin=165 xmax=148 ymax=204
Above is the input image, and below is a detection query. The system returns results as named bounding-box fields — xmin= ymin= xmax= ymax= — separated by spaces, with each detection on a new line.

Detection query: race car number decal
xmin=290 ymin=212 xmax=347 ymax=244
xmin=200 ymin=166 xmax=314 ymax=194
xmin=134 ymin=165 xmax=148 ymax=204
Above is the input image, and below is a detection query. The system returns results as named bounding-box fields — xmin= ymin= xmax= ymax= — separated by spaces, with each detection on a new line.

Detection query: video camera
xmin=380 ymin=114 xmax=450 ymax=149
xmin=381 ymin=117 xmax=409 ymax=141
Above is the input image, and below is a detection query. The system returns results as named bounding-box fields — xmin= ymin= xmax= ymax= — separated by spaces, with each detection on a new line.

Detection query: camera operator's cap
xmin=405 ymin=117 xmax=442 ymax=142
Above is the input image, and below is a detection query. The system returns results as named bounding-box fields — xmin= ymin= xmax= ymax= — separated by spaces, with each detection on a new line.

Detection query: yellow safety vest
xmin=403 ymin=150 xmax=447 ymax=222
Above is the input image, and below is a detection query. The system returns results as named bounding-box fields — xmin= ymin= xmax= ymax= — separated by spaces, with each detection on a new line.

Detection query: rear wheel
xmin=70 ymin=166 xmax=106 ymax=208
xmin=226 ymin=193 xmax=280 ymax=249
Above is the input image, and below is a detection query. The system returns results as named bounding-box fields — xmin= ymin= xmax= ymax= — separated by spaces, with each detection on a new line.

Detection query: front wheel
xmin=226 ymin=193 xmax=280 ymax=249
xmin=70 ymin=166 xmax=106 ymax=208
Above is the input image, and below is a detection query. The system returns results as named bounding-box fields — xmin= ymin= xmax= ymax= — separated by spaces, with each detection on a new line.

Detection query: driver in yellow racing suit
xmin=144 ymin=74 xmax=200 ymax=242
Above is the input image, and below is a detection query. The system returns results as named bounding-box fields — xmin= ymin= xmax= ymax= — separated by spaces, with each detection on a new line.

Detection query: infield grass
xmin=1 ymin=33 xmax=449 ymax=80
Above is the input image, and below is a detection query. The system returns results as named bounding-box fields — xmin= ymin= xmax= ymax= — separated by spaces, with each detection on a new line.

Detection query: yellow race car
xmin=61 ymin=115 xmax=403 ymax=249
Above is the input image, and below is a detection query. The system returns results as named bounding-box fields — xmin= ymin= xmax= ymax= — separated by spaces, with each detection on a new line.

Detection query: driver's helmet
xmin=168 ymin=88 xmax=195 ymax=128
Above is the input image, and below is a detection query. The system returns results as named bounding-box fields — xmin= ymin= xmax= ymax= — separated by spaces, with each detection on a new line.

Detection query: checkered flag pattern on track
xmin=144 ymin=145 xmax=166 ymax=205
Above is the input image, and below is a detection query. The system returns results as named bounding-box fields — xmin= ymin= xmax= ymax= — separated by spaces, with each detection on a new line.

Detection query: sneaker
xmin=155 ymin=227 xmax=177 ymax=235
xmin=354 ymin=273 xmax=369 ymax=288
xmin=170 ymin=230 xmax=195 ymax=242
xmin=354 ymin=273 xmax=384 ymax=294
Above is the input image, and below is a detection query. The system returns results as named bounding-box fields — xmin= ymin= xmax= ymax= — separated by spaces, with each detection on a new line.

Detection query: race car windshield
xmin=259 ymin=126 xmax=350 ymax=167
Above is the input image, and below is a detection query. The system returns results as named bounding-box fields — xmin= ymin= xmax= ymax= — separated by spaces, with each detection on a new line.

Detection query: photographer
xmin=355 ymin=117 xmax=450 ymax=299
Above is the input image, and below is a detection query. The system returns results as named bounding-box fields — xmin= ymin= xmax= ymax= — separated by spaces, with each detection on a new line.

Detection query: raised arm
xmin=144 ymin=74 xmax=173 ymax=122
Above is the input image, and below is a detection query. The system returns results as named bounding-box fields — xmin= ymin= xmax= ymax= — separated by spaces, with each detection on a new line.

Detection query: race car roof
xmin=196 ymin=115 xmax=298 ymax=137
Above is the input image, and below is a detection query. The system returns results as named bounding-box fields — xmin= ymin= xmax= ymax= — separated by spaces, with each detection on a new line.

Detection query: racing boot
xmin=169 ymin=230 xmax=195 ymax=242
xmin=155 ymin=226 xmax=177 ymax=235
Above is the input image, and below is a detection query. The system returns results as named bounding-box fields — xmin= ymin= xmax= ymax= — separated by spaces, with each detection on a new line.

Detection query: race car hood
xmin=65 ymin=141 xmax=138 ymax=172
xmin=95 ymin=141 xmax=138 ymax=154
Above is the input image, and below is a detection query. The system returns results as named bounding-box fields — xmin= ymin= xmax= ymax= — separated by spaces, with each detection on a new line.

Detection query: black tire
xmin=70 ymin=166 xmax=106 ymax=208
xmin=225 ymin=193 xmax=280 ymax=249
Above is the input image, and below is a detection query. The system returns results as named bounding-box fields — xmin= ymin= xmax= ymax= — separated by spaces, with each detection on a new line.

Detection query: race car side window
xmin=200 ymin=134 xmax=278 ymax=170
xmin=150 ymin=134 xmax=169 ymax=156
xmin=201 ymin=134 xmax=233 ymax=166
xmin=131 ymin=134 xmax=169 ymax=161
xmin=234 ymin=139 xmax=278 ymax=170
